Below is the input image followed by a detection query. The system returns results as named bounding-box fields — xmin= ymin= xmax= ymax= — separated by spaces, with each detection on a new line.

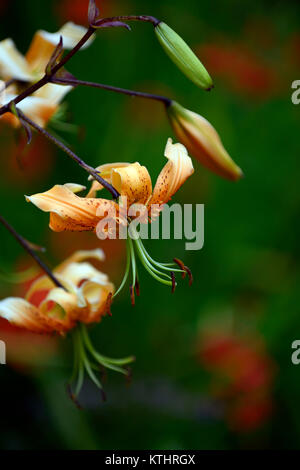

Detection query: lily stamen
xmin=173 ymin=257 xmax=187 ymax=279
xmin=174 ymin=258 xmax=194 ymax=285
xmin=69 ymin=323 xmax=135 ymax=400
xmin=135 ymin=279 xmax=140 ymax=297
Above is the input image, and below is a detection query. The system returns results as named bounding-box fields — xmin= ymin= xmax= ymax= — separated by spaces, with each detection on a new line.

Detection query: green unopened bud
xmin=167 ymin=101 xmax=243 ymax=181
xmin=155 ymin=22 xmax=213 ymax=91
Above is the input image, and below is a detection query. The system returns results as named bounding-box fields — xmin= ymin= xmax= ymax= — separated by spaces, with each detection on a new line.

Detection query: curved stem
xmin=52 ymin=77 xmax=171 ymax=106
xmin=17 ymin=109 xmax=120 ymax=199
xmin=0 ymin=213 xmax=64 ymax=289
xmin=95 ymin=15 xmax=160 ymax=27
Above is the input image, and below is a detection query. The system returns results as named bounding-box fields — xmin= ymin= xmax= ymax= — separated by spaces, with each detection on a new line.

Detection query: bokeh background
xmin=0 ymin=0 xmax=299 ymax=450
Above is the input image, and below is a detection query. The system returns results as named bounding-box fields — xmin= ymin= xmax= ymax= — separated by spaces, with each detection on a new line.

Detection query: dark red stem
xmin=0 ymin=214 xmax=64 ymax=289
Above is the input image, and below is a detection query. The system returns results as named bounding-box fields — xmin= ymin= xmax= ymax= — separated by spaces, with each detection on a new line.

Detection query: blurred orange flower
xmin=197 ymin=41 xmax=280 ymax=100
xmin=55 ymin=0 xmax=120 ymax=26
xmin=197 ymin=329 xmax=276 ymax=432
xmin=0 ymin=132 xmax=54 ymax=185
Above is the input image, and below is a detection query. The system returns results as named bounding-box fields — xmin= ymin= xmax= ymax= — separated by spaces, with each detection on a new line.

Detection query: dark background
xmin=0 ymin=0 xmax=300 ymax=450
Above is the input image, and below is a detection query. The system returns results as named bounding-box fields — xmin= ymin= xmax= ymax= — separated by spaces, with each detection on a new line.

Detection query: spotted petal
xmin=150 ymin=138 xmax=194 ymax=206
xmin=87 ymin=162 xmax=130 ymax=198
xmin=111 ymin=162 xmax=153 ymax=206
xmin=26 ymin=184 xmax=119 ymax=232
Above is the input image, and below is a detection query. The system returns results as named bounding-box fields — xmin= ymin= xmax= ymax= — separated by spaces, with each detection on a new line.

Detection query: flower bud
xmin=155 ymin=22 xmax=213 ymax=91
xmin=167 ymin=101 xmax=243 ymax=181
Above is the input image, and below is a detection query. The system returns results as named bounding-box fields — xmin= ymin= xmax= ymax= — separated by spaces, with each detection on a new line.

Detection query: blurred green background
xmin=0 ymin=0 xmax=300 ymax=450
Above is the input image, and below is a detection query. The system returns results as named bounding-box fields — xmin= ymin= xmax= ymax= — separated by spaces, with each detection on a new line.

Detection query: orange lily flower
xmin=0 ymin=22 xmax=94 ymax=127
xmin=0 ymin=249 xmax=134 ymax=400
xmin=26 ymin=139 xmax=194 ymax=302
xmin=26 ymin=138 xmax=194 ymax=231
xmin=0 ymin=249 xmax=114 ymax=335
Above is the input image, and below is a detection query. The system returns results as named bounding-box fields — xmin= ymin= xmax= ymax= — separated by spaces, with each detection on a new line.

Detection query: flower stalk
xmin=52 ymin=76 xmax=172 ymax=106
xmin=0 ymin=213 xmax=64 ymax=289
xmin=17 ymin=108 xmax=120 ymax=199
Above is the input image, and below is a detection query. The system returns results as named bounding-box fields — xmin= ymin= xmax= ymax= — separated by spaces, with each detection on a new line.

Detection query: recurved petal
xmin=55 ymin=248 xmax=105 ymax=273
xmin=111 ymin=162 xmax=153 ymax=207
xmin=0 ymin=38 xmax=33 ymax=81
xmin=25 ymin=275 xmax=54 ymax=305
xmin=0 ymin=297 xmax=53 ymax=334
xmin=39 ymin=288 xmax=78 ymax=333
xmin=150 ymin=138 xmax=194 ymax=206
xmin=26 ymin=184 xmax=110 ymax=232
xmin=87 ymin=162 xmax=130 ymax=198
xmin=79 ymin=279 xmax=114 ymax=324
xmin=58 ymin=261 xmax=109 ymax=289
xmin=26 ymin=22 xmax=95 ymax=77
xmin=55 ymin=261 xmax=114 ymax=321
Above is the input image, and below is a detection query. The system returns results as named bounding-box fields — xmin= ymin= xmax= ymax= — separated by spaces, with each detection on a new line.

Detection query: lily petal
xmin=150 ymin=138 xmax=194 ymax=206
xmin=87 ymin=162 xmax=130 ymax=198
xmin=26 ymin=22 xmax=95 ymax=77
xmin=0 ymin=38 xmax=32 ymax=81
xmin=59 ymin=261 xmax=109 ymax=288
xmin=56 ymin=262 xmax=114 ymax=322
xmin=26 ymin=184 xmax=119 ymax=232
xmin=34 ymin=83 xmax=73 ymax=105
xmin=25 ymin=275 xmax=54 ymax=305
xmin=79 ymin=279 xmax=114 ymax=323
xmin=111 ymin=162 xmax=153 ymax=206
xmin=0 ymin=297 xmax=53 ymax=334
xmin=39 ymin=287 xmax=78 ymax=333
xmin=1 ymin=92 xmax=58 ymax=128
xmin=63 ymin=183 xmax=87 ymax=194
xmin=56 ymin=249 xmax=105 ymax=273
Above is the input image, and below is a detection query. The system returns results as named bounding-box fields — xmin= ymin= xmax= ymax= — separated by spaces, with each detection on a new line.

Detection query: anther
xmin=130 ymin=285 xmax=135 ymax=306
xmin=171 ymin=271 xmax=176 ymax=293
xmin=184 ymin=265 xmax=193 ymax=286
xmin=135 ymin=278 xmax=140 ymax=297
xmin=125 ymin=366 xmax=133 ymax=386
xmin=66 ymin=384 xmax=82 ymax=410
xmin=100 ymin=389 xmax=107 ymax=402
xmin=173 ymin=258 xmax=186 ymax=279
